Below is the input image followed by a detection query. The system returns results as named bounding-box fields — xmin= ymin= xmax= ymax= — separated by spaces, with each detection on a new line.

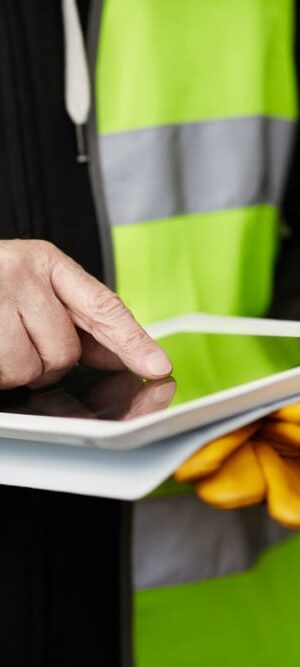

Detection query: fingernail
xmin=152 ymin=381 xmax=176 ymax=404
xmin=145 ymin=350 xmax=172 ymax=377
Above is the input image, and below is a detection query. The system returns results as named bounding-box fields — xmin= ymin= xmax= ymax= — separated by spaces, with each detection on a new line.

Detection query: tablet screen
xmin=0 ymin=333 xmax=299 ymax=421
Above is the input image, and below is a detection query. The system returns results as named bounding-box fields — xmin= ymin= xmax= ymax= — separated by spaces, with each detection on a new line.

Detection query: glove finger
xmin=260 ymin=421 xmax=300 ymax=449
xmin=270 ymin=403 xmax=300 ymax=424
xmin=195 ymin=443 xmax=266 ymax=509
xmin=174 ymin=422 xmax=260 ymax=483
xmin=269 ymin=442 xmax=300 ymax=460
xmin=255 ymin=440 xmax=300 ymax=530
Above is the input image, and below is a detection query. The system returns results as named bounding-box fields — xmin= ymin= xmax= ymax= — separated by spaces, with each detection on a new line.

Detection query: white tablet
xmin=0 ymin=314 xmax=300 ymax=450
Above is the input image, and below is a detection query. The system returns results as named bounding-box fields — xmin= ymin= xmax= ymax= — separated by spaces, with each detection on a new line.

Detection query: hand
xmin=0 ymin=240 xmax=172 ymax=389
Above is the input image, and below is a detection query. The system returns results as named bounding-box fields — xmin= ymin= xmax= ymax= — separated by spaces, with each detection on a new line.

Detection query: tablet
xmin=0 ymin=314 xmax=300 ymax=450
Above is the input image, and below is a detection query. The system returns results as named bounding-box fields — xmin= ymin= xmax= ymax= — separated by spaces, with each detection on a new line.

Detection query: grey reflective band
xmin=132 ymin=495 xmax=289 ymax=591
xmin=98 ymin=117 xmax=295 ymax=227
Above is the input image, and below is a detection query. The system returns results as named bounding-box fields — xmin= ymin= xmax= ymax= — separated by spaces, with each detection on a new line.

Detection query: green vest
xmin=91 ymin=0 xmax=297 ymax=325
xmin=87 ymin=1 xmax=300 ymax=666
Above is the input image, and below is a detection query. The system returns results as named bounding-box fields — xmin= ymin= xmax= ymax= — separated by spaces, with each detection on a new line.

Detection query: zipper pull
xmin=75 ymin=124 xmax=89 ymax=163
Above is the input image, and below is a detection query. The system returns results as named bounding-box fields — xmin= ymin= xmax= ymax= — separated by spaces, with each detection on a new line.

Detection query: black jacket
xmin=0 ymin=6 xmax=128 ymax=667
xmin=0 ymin=0 xmax=103 ymax=279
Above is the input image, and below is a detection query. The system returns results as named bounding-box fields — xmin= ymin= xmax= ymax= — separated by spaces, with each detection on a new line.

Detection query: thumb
xmin=50 ymin=252 xmax=172 ymax=380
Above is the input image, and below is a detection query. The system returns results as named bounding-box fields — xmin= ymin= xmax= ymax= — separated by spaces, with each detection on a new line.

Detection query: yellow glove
xmin=174 ymin=402 xmax=300 ymax=529
xmin=271 ymin=403 xmax=300 ymax=423
xmin=195 ymin=443 xmax=266 ymax=509
xmin=174 ymin=422 xmax=260 ymax=482
xmin=256 ymin=440 xmax=300 ymax=530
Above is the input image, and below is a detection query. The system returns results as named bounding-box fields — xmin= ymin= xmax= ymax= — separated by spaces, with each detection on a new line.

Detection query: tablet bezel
xmin=1 ymin=313 xmax=300 ymax=450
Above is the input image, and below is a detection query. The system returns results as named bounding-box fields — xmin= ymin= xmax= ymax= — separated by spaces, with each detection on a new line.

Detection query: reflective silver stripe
xmin=98 ymin=117 xmax=295 ymax=226
xmin=132 ymin=495 xmax=289 ymax=590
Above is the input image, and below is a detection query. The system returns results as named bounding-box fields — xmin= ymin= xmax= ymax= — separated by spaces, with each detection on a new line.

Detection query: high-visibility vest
xmin=86 ymin=1 xmax=300 ymax=666
xmin=89 ymin=0 xmax=297 ymax=324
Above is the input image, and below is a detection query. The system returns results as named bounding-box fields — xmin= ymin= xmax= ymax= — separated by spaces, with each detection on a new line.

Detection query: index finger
xmin=50 ymin=253 xmax=172 ymax=380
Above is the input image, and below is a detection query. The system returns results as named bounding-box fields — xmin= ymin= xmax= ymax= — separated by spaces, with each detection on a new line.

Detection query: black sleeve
xmin=0 ymin=0 xmax=103 ymax=280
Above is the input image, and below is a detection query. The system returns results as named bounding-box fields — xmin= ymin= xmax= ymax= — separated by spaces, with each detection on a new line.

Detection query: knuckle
xmin=0 ymin=362 xmax=42 ymax=390
xmin=47 ymin=337 xmax=81 ymax=372
xmin=22 ymin=358 xmax=44 ymax=386
xmin=0 ymin=375 xmax=17 ymax=389
xmin=90 ymin=292 xmax=127 ymax=322
xmin=0 ymin=250 xmax=24 ymax=280
xmin=126 ymin=327 xmax=148 ymax=347
xmin=27 ymin=239 xmax=56 ymax=256
xmin=122 ymin=327 xmax=149 ymax=353
xmin=90 ymin=291 xmax=150 ymax=357
xmin=0 ymin=240 xmax=58 ymax=277
xmin=25 ymin=240 xmax=58 ymax=274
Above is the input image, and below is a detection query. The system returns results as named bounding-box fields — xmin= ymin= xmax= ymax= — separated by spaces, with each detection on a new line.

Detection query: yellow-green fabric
xmin=96 ymin=0 xmax=297 ymax=324
xmin=134 ymin=534 xmax=300 ymax=667
xmin=97 ymin=0 xmax=297 ymax=132
xmin=112 ymin=205 xmax=278 ymax=322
